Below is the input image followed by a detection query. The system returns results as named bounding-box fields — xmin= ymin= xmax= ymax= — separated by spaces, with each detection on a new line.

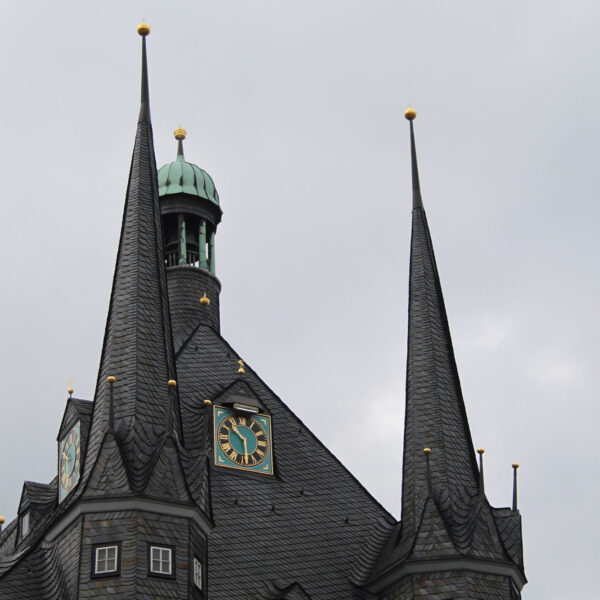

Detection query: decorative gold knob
xmin=0 ymin=516 xmax=5 ymax=524
xmin=107 ymin=376 xmax=116 ymax=383
xmin=423 ymin=448 xmax=431 ymax=454
xmin=200 ymin=293 xmax=210 ymax=306
xmin=203 ymin=399 xmax=212 ymax=406
xmin=404 ymin=106 xmax=417 ymax=121
xmin=137 ymin=22 xmax=151 ymax=36
xmin=168 ymin=379 xmax=177 ymax=387
xmin=238 ymin=359 xmax=245 ymax=374
xmin=512 ymin=463 xmax=519 ymax=469
xmin=174 ymin=127 xmax=187 ymax=140
xmin=477 ymin=448 xmax=485 ymax=454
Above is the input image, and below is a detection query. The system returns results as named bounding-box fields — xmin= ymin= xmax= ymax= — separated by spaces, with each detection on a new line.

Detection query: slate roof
xmin=174 ymin=322 xmax=395 ymax=598
xmin=82 ymin=33 xmax=179 ymax=496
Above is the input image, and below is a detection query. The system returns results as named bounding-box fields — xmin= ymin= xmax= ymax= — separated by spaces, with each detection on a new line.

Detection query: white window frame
xmin=20 ymin=512 xmax=30 ymax=538
xmin=94 ymin=544 xmax=119 ymax=575
xmin=150 ymin=545 xmax=173 ymax=576
xmin=193 ymin=556 xmax=203 ymax=590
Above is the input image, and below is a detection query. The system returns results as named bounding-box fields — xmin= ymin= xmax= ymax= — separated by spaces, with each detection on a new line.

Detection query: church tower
xmin=0 ymin=25 xmax=525 ymax=600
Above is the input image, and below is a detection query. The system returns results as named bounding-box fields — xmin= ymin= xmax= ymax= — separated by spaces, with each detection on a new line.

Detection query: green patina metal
xmin=199 ymin=219 xmax=208 ymax=269
xmin=157 ymin=153 xmax=220 ymax=206
xmin=209 ymin=231 xmax=216 ymax=274
xmin=179 ymin=217 xmax=187 ymax=265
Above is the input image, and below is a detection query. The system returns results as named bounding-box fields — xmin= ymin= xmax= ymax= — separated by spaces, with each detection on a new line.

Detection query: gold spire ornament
xmin=174 ymin=127 xmax=187 ymax=140
xmin=137 ymin=21 xmax=151 ymax=36
xmin=168 ymin=379 xmax=177 ymax=387
xmin=404 ymin=105 xmax=417 ymax=121
xmin=67 ymin=378 xmax=74 ymax=398
xmin=200 ymin=292 xmax=210 ymax=306
xmin=238 ymin=359 xmax=245 ymax=374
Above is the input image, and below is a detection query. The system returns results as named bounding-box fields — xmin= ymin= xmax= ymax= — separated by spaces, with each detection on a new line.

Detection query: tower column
xmin=178 ymin=215 xmax=187 ymax=264
xmin=209 ymin=231 xmax=216 ymax=274
xmin=199 ymin=219 xmax=208 ymax=269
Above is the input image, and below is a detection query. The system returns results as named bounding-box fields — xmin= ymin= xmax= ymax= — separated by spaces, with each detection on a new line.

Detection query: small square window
xmin=92 ymin=544 xmax=120 ymax=577
xmin=193 ymin=556 xmax=202 ymax=590
xmin=20 ymin=512 xmax=30 ymax=538
xmin=149 ymin=545 xmax=174 ymax=577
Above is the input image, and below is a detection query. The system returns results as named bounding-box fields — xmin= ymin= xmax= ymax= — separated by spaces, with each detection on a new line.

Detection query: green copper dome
xmin=158 ymin=136 xmax=219 ymax=206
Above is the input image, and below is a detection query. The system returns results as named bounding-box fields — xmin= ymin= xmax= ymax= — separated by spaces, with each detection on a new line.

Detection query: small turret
xmin=158 ymin=130 xmax=223 ymax=336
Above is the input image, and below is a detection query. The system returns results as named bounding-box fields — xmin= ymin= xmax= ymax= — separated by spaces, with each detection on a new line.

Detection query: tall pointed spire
xmin=401 ymin=107 xmax=479 ymax=541
xmin=83 ymin=23 xmax=179 ymax=494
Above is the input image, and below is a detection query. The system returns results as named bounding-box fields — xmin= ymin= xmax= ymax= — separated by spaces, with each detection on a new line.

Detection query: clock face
xmin=59 ymin=421 xmax=81 ymax=502
xmin=213 ymin=406 xmax=273 ymax=474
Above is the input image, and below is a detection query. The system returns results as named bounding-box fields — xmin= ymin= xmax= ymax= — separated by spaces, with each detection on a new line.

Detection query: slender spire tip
xmin=138 ymin=24 xmax=151 ymax=122
xmin=407 ymin=111 xmax=423 ymax=209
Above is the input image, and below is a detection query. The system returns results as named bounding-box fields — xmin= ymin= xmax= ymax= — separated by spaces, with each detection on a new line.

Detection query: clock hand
xmin=231 ymin=424 xmax=246 ymax=442
xmin=243 ymin=438 xmax=248 ymax=464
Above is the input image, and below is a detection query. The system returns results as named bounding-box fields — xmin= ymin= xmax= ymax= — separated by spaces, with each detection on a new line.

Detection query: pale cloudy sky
xmin=1 ymin=2 xmax=599 ymax=598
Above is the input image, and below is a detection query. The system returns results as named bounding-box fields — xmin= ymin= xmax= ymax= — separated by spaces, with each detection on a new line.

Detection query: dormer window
xmin=20 ymin=512 xmax=30 ymax=538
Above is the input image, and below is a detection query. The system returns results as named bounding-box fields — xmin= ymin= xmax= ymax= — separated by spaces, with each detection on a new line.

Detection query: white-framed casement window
xmin=20 ymin=512 xmax=30 ymax=538
xmin=93 ymin=544 xmax=119 ymax=576
xmin=193 ymin=556 xmax=203 ymax=590
xmin=149 ymin=545 xmax=173 ymax=577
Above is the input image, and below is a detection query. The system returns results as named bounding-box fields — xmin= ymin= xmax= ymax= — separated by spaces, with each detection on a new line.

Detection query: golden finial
xmin=168 ymin=379 xmax=177 ymax=387
xmin=477 ymin=448 xmax=485 ymax=454
xmin=137 ymin=21 xmax=151 ymax=36
xmin=203 ymin=399 xmax=212 ymax=406
xmin=107 ymin=376 xmax=116 ymax=383
xmin=174 ymin=127 xmax=187 ymax=141
xmin=404 ymin=105 xmax=417 ymax=121
xmin=423 ymin=447 xmax=431 ymax=454
xmin=512 ymin=463 xmax=519 ymax=469
xmin=0 ymin=516 xmax=5 ymax=524
xmin=199 ymin=292 xmax=210 ymax=306
xmin=67 ymin=377 xmax=74 ymax=397
xmin=238 ymin=359 xmax=245 ymax=374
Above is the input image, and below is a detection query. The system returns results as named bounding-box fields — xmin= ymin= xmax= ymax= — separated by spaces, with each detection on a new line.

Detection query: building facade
xmin=0 ymin=25 xmax=525 ymax=599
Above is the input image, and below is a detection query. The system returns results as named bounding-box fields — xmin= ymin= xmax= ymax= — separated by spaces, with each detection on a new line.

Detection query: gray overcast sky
xmin=0 ymin=2 xmax=598 ymax=598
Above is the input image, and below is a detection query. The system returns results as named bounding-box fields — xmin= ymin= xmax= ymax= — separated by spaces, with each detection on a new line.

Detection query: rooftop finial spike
xmin=137 ymin=22 xmax=151 ymax=122
xmin=174 ymin=127 xmax=187 ymax=160
xmin=512 ymin=463 xmax=519 ymax=511
xmin=424 ymin=448 xmax=433 ymax=497
xmin=477 ymin=448 xmax=485 ymax=496
xmin=404 ymin=106 xmax=423 ymax=209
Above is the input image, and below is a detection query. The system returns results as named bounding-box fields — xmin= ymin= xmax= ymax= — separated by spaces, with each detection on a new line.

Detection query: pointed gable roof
xmin=83 ymin=27 xmax=179 ymax=494
xmin=401 ymin=113 xmax=480 ymax=540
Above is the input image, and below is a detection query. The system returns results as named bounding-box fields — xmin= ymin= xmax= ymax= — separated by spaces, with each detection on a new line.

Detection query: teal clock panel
xmin=59 ymin=420 xmax=81 ymax=503
xmin=213 ymin=406 xmax=273 ymax=475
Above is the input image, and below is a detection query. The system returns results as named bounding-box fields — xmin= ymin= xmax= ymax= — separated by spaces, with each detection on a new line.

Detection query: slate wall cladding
xmin=79 ymin=510 xmax=138 ymax=598
xmin=167 ymin=266 xmax=221 ymax=336
xmin=189 ymin=522 xmax=207 ymax=599
xmin=378 ymin=570 xmax=514 ymax=600
xmin=136 ymin=512 xmax=192 ymax=598
xmin=54 ymin=517 xmax=83 ymax=599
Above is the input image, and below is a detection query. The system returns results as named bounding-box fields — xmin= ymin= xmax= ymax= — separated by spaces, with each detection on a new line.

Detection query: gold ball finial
xmin=238 ymin=359 xmax=246 ymax=375
xmin=107 ymin=376 xmax=116 ymax=383
xmin=423 ymin=447 xmax=431 ymax=454
xmin=67 ymin=387 xmax=74 ymax=396
xmin=203 ymin=399 xmax=212 ymax=406
xmin=168 ymin=379 xmax=177 ymax=387
xmin=404 ymin=106 xmax=417 ymax=121
xmin=174 ymin=127 xmax=187 ymax=141
xmin=512 ymin=463 xmax=519 ymax=469
xmin=0 ymin=516 xmax=5 ymax=524
xmin=477 ymin=448 xmax=485 ymax=454
xmin=137 ymin=21 xmax=151 ymax=36
xmin=200 ymin=293 xmax=210 ymax=306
